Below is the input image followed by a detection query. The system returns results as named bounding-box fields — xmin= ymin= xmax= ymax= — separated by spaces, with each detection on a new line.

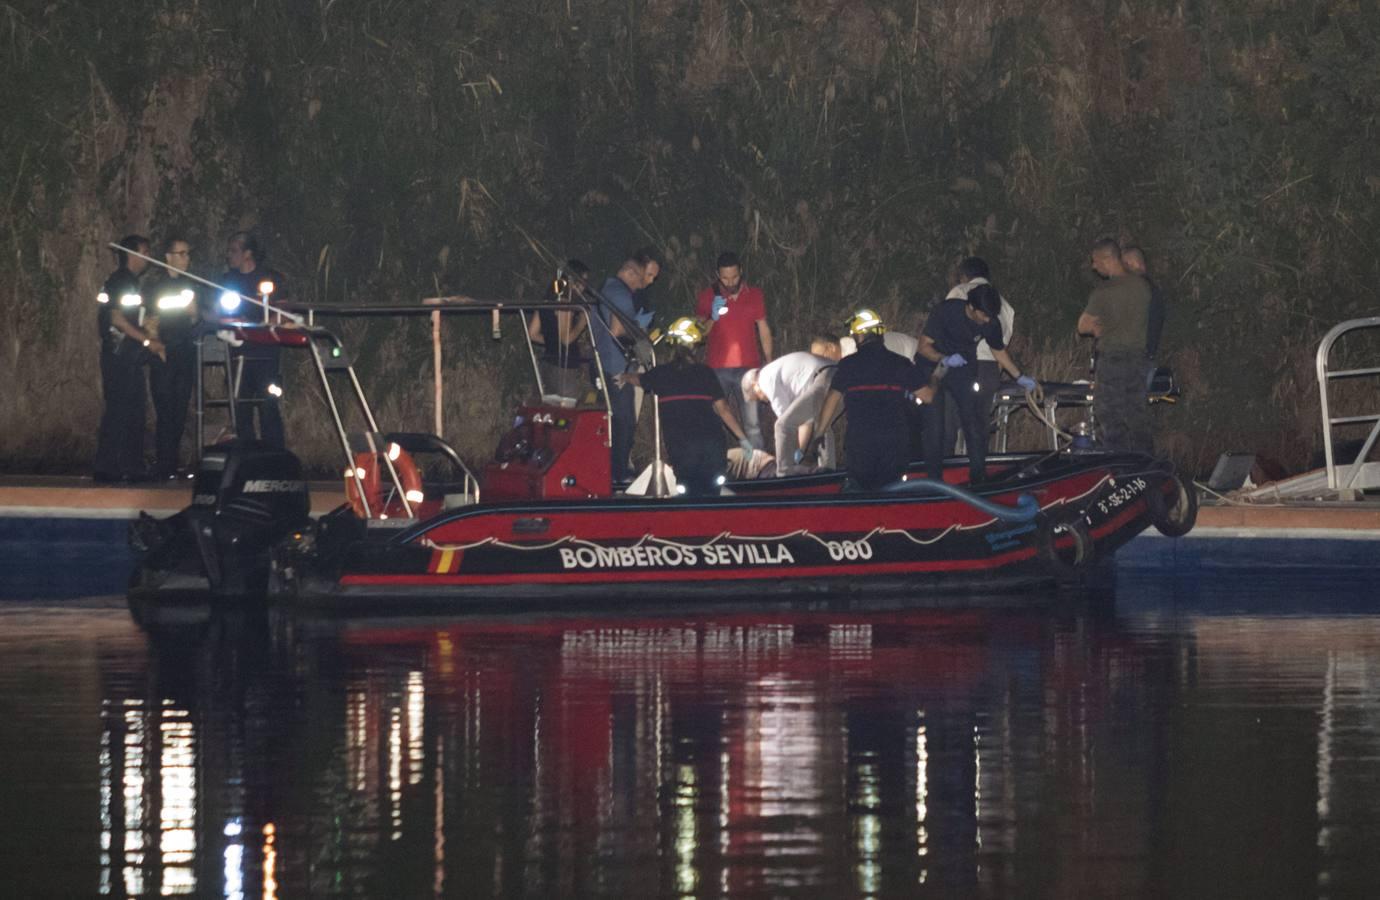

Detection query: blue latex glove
xmin=1017 ymin=375 xmax=1038 ymax=392
xmin=738 ymin=437 xmax=754 ymax=454
xmin=711 ymin=295 xmax=727 ymax=320
xmin=942 ymin=353 xmax=967 ymax=368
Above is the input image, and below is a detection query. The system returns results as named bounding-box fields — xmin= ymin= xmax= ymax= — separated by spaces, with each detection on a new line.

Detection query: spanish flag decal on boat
xmin=429 ymin=548 xmax=463 ymax=574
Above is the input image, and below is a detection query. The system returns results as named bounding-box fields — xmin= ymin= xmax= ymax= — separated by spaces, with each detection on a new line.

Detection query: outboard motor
xmin=130 ymin=441 xmax=311 ymax=602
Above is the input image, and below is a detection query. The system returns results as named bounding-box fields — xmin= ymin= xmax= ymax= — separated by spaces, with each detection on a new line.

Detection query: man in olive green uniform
xmin=1078 ymin=239 xmax=1152 ymax=453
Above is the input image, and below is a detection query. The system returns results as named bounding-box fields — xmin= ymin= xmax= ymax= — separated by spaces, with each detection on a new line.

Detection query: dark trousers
xmin=150 ymin=342 xmax=196 ymax=474
xmin=234 ymin=352 xmax=285 ymax=449
xmin=608 ymin=379 xmax=636 ymax=482
xmin=94 ymin=345 xmax=147 ymax=478
xmin=846 ymin=430 xmax=910 ymax=491
xmin=1095 ymin=350 xmax=1152 ymax=453
xmin=942 ymin=360 xmax=999 ymax=455
xmin=670 ymin=436 xmax=727 ymax=496
xmin=925 ymin=373 xmax=989 ymax=482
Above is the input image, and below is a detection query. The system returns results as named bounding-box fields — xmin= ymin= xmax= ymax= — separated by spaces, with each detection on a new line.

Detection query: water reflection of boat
xmin=128 ymin=290 xmax=1196 ymax=615
xmin=89 ymin=583 xmax=1380 ymax=898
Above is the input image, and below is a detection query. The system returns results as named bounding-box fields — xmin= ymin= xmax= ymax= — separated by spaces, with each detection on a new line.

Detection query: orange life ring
xmin=344 ymin=447 xmax=424 ymax=518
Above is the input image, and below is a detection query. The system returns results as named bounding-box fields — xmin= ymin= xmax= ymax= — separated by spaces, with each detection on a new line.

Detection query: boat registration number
xmin=1095 ymin=477 xmax=1148 ymax=516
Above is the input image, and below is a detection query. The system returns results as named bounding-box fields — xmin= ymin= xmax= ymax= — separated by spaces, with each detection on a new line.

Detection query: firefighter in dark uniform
xmin=811 ymin=310 xmax=926 ymax=491
xmin=917 ymin=284 xmax=1037 ymax=484
xmin=147 ymin=237 xmax=200 ymax=478
xmin=616 ymin=317 xmax=753 ymax=496
xmin=218 ymin=231 xmax=286 ymax=448
xmin=94 ymin=235 xmax=164 ymax=482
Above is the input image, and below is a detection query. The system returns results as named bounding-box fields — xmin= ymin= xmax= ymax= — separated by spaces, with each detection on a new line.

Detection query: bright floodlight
xmin=258 ymin=280 xmax=275 ymax=295
xmin=219 ymin=291 xmax=242 ymax=312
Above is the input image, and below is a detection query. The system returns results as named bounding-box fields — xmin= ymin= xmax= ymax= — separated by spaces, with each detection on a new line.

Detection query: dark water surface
xmin=4 ymin=575 xmax=1380 ymax=898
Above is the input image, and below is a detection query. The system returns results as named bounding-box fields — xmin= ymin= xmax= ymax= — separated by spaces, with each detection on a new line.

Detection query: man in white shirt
xmin=935 ymin=257 xmax=1014 ymax=454
xmin=741 ymin=336 xmax=842 ymax=475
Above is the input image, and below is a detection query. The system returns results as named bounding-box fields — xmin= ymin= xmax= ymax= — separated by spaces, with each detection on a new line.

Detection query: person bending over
xmin=740 ymin=335 xmax=841 ymax=475
xmin=917 ymin=284 xmax=1036 ymax=485
xmin=617 ymin=318 xmax=753 ymax=496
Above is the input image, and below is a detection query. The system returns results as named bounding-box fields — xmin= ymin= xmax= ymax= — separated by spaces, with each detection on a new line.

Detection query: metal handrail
xmin=1315 ymin=315 xmax=1380 ymax=490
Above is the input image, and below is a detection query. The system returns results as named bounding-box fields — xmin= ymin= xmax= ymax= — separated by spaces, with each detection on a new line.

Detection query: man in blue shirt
xmin=591 ymin=248 xmax=660 ymax=482
xmin=917 ymin=284 xmax=1037 ymax=484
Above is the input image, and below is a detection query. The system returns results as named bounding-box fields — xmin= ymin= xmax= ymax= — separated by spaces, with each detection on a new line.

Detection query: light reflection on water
xmin=3 ymin=575 xmax=1380 ymax=897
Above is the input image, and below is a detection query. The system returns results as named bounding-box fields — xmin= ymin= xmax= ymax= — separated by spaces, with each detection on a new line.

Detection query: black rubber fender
xmin=1037 ymin=507 xmax=1095 ymax=577
xmin=1146 ymin=469 xmax=1198 ymax=537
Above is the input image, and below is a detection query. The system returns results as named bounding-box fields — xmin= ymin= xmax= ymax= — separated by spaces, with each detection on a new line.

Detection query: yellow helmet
xmin=662 ymin=316 xmax=704 ymax=347
xmin=846 ymin=308 xmax=886 ymax=337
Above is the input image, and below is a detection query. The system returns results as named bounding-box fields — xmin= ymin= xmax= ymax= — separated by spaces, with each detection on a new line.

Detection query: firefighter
xmin=616 ymin=317 xmax=752 ymax=496
xmin=147 ymin=237 xmax=200 ymax=478
xmin=811 ymin=310 xmax=928 ymax=491
xmin=93 ymin=235 xmax=163 ymax=482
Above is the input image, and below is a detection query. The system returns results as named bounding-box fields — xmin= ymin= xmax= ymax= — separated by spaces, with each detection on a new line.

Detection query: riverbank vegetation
xmin=2 ymin=1 xmax=1376 ymax=475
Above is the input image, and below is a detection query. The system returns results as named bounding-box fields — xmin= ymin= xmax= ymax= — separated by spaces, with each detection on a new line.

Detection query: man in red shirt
xmin=695 ymin=251 xmax=773 ymax=449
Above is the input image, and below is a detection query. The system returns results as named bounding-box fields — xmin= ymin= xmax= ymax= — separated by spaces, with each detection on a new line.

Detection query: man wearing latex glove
xmin=741 ymin=335 xmax=842 ymax=475
xmin=616 ymin=317 xmax=751 ymax=496
xmin=931 ymin=257 xmax=1018 ymax=455
xmin=695 ymin=251 xmax=772 ymax=450
xmin=917 ymin=284 xmax=1035 ymax=485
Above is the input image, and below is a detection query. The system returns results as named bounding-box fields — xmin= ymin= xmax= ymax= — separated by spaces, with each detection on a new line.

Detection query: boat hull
xmin=282 ymin=453 xmax=1169 ymax=609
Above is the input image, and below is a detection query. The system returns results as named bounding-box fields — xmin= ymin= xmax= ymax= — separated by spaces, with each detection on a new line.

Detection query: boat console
xmin=483 ymin=406 xmax=612 ymax=500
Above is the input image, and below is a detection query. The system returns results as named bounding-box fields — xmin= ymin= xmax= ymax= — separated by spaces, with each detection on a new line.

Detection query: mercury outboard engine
xmin=130 ymin=441 xmax=311 ymax=603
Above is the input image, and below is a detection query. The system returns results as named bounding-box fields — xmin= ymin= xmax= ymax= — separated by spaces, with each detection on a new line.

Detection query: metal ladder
xmin=1316 ymin=315 xmax=1380 ymax=498
xmin=194 ymin=333 xmax=243 ymax=460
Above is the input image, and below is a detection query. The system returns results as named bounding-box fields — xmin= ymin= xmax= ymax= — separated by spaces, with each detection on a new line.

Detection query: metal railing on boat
xmin=1316 ymin=315 xmax=1380 ymax=497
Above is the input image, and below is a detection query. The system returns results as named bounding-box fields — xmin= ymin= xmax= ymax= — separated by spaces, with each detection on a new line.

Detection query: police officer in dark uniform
xmin=218 ymin=231 xmax=286 ymax=448
xmin=616 ymin=317 xmax=753 ymax=496
xmin=94 ymin=235 xmax=163 ymax=482
xmin=918 ymin=284 xmax=1037 ymax=484
xmin=811 ymin=310 xmax=926 ymax=491
xmin=147 ymin=237 xmax=201 ymax=478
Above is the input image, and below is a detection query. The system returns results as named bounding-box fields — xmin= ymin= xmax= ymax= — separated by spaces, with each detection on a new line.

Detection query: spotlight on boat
xmin=972 ymin=380 xmax=982 ymax=392
xmin=267 ymin=383 xmax=283 ymax=398
xmin=676 ymin=484 xmax=686 ymax=495
xmin=258 ymin=280 xmax=275 ymax=296
xmin=404 ymin=489 xmax=424 ymax=504
xmin=219 ymin=291 xmax=242 ymax=312
xmin=716 ymin=475 xmax=726 ymax=486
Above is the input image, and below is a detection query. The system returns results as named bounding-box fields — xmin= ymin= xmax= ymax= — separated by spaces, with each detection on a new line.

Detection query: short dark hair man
xmin=147 ymin=237 xmax=201 ymax=477
xmin=1078 ymin=239 xmax=1153 ymax=453
xmin=94 ymin=234 xmax=162 ymax=482
xmin=220 ymin=230 xmax=287 ymax=448
xmin=917 ymin=284 xmax=1036 ymax=484
xmin=695 ymin=251 xmax=773 ymax=451
xmin=935 ymin=256 xmax=1017 ymax=457
xmin=592 ymin=248 xmax=661 ymax=482
xmin=1121 ymin=245 xmax=1166 ymax=361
